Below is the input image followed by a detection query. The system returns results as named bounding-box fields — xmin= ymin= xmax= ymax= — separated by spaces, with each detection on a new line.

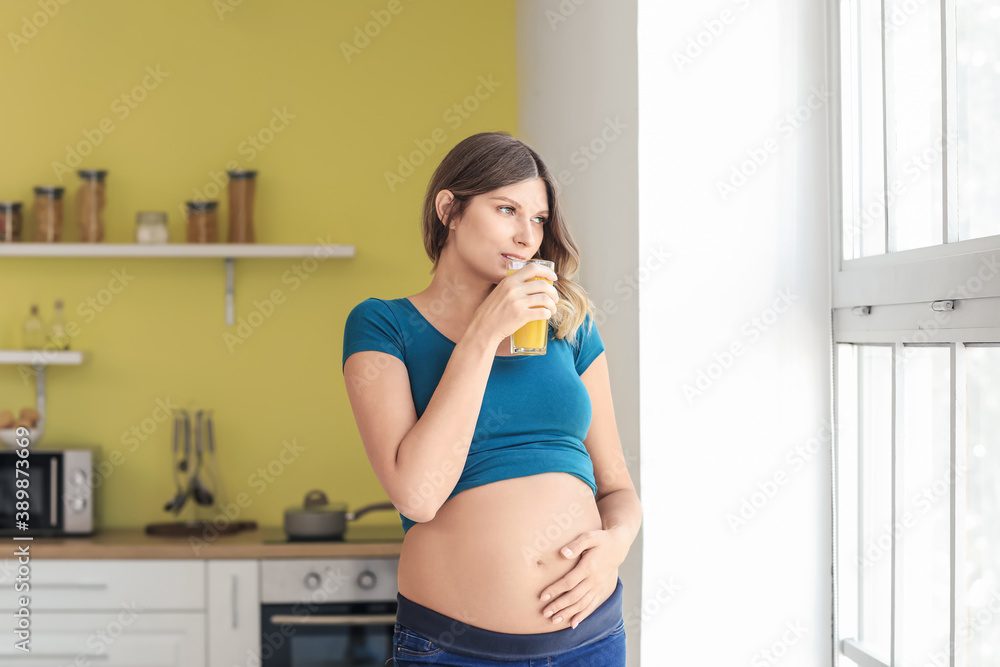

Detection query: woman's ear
xmin=435 ymin=189 xmax=456 ymax=228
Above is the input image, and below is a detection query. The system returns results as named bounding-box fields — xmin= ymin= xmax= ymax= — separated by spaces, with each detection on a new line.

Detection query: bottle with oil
xmin=49 ymin=300 xmax=70 ymax=350
xmin=22 ymin=305 xmax=46 ymax=350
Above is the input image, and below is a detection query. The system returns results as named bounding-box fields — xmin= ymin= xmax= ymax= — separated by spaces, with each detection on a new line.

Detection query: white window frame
xmin=829 ymin=1 xmax=1000 ymax=666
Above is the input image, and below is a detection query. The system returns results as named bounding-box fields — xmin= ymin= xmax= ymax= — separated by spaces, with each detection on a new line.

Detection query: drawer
xmin=0 ymin=611 xmax=205 ymax=666
xmin=0 ymin=559 xmax=205 ymax=611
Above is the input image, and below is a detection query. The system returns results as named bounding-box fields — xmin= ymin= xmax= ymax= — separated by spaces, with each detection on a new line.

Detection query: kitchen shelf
xmin=0 ymin=350 xmax=85 ymax=435
xmin=0 ymin=243 xmax=353 ymax=258
xmin=0 ymin=350 xmax=84 ymax=365
xmin=0 ymin=243 xmax=357 ymax=325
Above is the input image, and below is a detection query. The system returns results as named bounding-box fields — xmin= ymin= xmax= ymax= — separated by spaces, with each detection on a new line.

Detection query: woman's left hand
xmin=538 ymin=526 xmax=630 ymax=629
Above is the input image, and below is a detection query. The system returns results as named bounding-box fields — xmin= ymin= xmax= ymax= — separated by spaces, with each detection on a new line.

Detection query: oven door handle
xmin=269 ymin=613 xmax=397 ymax=626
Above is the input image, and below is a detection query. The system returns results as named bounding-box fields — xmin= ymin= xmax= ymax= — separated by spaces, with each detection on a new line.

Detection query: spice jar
xmin=0 ymin=202 xmax=23 ymax=242
xmin=76 ymin=169 xmax=107 ymax=242
xmin=186 ymin=201 xmax=218 ymax=243
xmin=227 ymin=169 xmax=257 ymax=243
xmin=34 ymin=186 xmax=65 ymax=242
xmin=135 ymin=211 xmax=169 ymax=244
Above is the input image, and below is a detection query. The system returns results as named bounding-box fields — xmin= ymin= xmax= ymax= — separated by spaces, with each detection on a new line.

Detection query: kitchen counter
xmin=20 ymin=524 xmax=404 ymax=559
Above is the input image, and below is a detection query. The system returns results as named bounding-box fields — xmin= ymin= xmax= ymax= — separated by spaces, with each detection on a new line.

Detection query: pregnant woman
xmin=342 ymin=132 xmax=641 ymax=666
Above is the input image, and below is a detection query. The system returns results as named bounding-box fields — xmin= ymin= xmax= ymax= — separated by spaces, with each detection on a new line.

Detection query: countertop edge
xmin=10 ymin=526 xmax=404 ymax=559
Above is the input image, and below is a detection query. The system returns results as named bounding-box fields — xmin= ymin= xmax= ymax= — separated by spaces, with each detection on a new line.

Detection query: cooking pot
xmin=283 ymin=490 xmax=397 ymax=540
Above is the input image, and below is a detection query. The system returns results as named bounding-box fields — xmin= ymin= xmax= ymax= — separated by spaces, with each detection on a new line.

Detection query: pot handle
xmin=303 ymin=490 xmax=329 ymax=508
xmin=346 ymin=501 xmax=397 ymax=521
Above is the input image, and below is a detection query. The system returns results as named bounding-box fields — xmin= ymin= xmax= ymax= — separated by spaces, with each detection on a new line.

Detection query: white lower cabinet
xmin=0 ymin=611 xmax=206 ymax=666
xmin=0 ymin=558 xmax=263 ymax=667
xmin=1 ymin=559 xmax=211 ymax=666
xmin=1 ymin=559 xmax=206 ymax=610
xmin=207 ymin=560 xmax=261 ymax=667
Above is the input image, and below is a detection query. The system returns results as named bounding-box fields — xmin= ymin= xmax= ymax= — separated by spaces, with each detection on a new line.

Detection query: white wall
xmin=516 ymin=1 xmax=642 ymax=665
xmin=519 ymin=1 xmax=833 ymax=664
xmin=638 ymin=0 xmax=832 ymax=665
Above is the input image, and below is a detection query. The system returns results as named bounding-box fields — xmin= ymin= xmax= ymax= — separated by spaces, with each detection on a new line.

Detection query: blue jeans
xmin=392 ymin=578 xmax=626 ymax=666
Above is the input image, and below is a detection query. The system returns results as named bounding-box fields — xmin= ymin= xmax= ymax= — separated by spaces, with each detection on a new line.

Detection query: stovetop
xmin=264 ymin=524 xmax=404 ymax=545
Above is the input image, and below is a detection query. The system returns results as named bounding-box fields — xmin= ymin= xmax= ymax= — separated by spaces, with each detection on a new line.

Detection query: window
xmin=833 ymin=2 xmax=1000 ymax=666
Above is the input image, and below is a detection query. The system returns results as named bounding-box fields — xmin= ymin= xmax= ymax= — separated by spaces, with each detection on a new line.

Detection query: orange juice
xmin=506 ymin=260 xmax=554 ymax=355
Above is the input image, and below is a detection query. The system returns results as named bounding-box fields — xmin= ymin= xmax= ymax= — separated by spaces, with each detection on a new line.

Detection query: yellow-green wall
xmin=0 ymin=0 xmax=517 ymax=528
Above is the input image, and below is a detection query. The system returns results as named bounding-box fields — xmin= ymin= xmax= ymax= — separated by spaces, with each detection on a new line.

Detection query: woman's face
xmin=443 ymin=178 xmax=550 ymax=284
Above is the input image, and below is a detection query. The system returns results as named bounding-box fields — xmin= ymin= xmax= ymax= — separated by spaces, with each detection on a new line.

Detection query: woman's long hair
xmin=421 ymin=132 xmax=595 ymax=345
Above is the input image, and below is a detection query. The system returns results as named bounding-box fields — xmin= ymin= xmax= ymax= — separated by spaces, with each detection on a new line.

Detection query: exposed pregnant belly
xmin=397 ymin=472 xmax=613 ymax=634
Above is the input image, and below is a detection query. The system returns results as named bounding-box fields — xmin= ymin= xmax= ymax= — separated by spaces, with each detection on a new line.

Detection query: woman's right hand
xmin=468 ymin=263 xmax=560 ymax=346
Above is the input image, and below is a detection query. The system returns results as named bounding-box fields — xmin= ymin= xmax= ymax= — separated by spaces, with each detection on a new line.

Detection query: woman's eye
xmin=498 ymin=206 xmax=545 ymax=224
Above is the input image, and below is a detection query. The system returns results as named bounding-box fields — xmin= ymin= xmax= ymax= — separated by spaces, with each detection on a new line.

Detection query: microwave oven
xmin=0 ymin=448 xmax=95 ymax=537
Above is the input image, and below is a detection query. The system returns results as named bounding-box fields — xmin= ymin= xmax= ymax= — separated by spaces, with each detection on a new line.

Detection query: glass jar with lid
xmin=227 ymin=169 xmax=257 ymax=243
xmin=135 ymin=211 xmax=169 ymax=244
xmin=0 ymin=202 xmax=23 ymax=242
xmin=186 ymin=201 xmax=218 ymax=243
xmin=76 ymin=169 xmax=108 ymax=242
xmin=33 ymin=186 xmax=65 ymax=242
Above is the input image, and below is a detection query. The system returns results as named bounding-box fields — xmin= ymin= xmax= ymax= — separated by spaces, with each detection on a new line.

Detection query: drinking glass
xmin=505 ymin=258 xmax=555 ymax=355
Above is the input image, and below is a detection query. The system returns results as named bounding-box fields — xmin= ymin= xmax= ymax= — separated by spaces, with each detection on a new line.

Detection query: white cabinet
xmin=0 ymin=611 xmax=205 ymax=666
xmin=2 ymin=559 xmax=205 ymax=610
xmin=0 ymin=559 xmax=206 ymax=667
xmin=0 ymin=558 xmax=264 ymax=666
xmin=207 ymin=560 xmax=261 ymax=667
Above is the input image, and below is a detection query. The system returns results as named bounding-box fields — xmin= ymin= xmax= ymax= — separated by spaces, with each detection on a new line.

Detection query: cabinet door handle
xmin=50 ymin=458 xmax=58 ymax=527
xmin=231 ymin=574 xmax=238 ymax=629
xmin=270 ymin=613 xmax=397 ymax=626
xmin=19 ymin=654 xmax=108 ymax=661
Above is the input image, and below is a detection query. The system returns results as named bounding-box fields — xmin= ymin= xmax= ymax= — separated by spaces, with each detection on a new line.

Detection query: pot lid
xmin=286 ymin=489 xmax=348 ymax=513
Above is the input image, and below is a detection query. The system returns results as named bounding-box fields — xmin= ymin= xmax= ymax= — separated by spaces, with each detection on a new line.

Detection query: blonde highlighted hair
xmin=420 ymin=132 xmax=596 ymax=345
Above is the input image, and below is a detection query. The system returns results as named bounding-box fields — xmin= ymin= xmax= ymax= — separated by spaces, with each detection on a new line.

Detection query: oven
xmin=260 ymin=557 xmax=398 ymax=666
xmin=0 ymin=448 xmax=94 ymax=537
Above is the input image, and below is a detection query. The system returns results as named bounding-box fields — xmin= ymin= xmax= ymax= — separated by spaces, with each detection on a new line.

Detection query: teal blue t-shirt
xmin=342 ymin=297 xmax=605 ymax=533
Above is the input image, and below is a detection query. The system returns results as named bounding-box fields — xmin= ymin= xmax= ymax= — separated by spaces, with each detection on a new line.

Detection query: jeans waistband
xmin=395 ymin=577 xmax=623 ymax=660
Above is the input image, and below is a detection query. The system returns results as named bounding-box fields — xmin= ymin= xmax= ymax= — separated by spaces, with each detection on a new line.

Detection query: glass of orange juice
xmin=505 ymin=258 xmax=555 ymax=355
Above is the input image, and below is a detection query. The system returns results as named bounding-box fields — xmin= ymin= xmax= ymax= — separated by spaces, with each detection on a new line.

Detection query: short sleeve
xmin=573 ymin=312 xmax=605 ymax=375
xmin=342 ymin=298 xmax=406 ymax=372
